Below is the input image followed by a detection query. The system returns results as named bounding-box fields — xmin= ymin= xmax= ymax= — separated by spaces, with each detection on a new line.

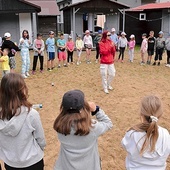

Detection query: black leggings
xmin=167 ymin=50 xmax=170 ymax=64
xmin=118 ymin=47 xmax=125 ymax=60
xmin=32 ymin=55 xmax=44 ymax=71
xmin=4 ymin=159 xmax=44 ymax=170
xmin=154 ymin=48 xmax=164 ymax=61
xmin=67 ymin=51 xmax=73 ymax=62
xmin=96 ymin=44 xmax=100 ymax=60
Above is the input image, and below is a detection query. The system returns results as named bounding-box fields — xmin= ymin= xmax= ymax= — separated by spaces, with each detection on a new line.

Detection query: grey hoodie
xmin=54 ymin=109 xmax=113 ymax=170
xmin=0 ymin=106 xmax=46 ymax=168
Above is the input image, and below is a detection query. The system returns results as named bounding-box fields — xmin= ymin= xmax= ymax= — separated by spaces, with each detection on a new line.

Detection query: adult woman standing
xmin=0 ymin=73 xmax=46 ymax=170
xmin=83 ymin=30 xmax=93 ymax=64
xmin=99 ymin=31 xmax=116 ymax=94
xmin=19 ymin=30 xmax=31 ymax=78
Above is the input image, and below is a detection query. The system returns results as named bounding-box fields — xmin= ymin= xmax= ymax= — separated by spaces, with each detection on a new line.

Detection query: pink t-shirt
xmin=128 ymin=40 xmax=136 ymax=50
xmin=36 ymin=39 xmax=42 ymax=48
xmin=66 ymin=41 xmax=74 ymax=51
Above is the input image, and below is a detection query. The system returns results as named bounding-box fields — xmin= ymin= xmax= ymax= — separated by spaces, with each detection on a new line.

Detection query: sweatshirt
xmin=121 ymin=126 xmax=170 ymax=170
xmin=128 ymin=40 xmax=136 ymax=50
xmin=165 ymin=37 xmax=170 ymax=51
xmin=33 ymin=39 xmax=45 ymax=56
xmin=156 ymin=37 xmax=165 ymax=49
xmin=54 ymin=109 xmax=113 ymax=170
xmin=118 ymin=37 xmax=127 ymax=48
xmin=0 ymin=106 xmax=46 ymax=168
xmin=99 ymin=39 xmax=115 ymax=64
xmin=140 ymin=38 xmax=148 ymax=53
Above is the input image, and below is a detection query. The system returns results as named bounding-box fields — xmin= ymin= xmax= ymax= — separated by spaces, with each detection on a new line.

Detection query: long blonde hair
xmin=129 ymin=95 xmax=163 ymax=155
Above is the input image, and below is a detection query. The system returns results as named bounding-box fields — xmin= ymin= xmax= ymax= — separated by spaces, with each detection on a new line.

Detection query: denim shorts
xmin=47 ymin=52 xmax=55 ymax=61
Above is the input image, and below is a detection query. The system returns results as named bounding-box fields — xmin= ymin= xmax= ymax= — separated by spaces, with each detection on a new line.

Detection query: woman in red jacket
xmin=99 ymin=31 xmax=116 ymax=94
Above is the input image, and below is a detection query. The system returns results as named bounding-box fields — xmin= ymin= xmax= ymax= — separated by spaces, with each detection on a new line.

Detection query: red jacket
xmin=99 ymin=39 xmax=115 ymax=64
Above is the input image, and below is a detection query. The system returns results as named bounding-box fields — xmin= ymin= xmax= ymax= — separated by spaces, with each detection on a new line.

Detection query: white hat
xmin=111 ymin=28 xmax=116 ymax=32
xmin=158 ymin=31 xmax=164 ymax=35
xmin=121 ymin=32 xmax=126 ymax=35
xmin=130 ymin=34 xmax=135 ymax=38
xmin=68 ymin=35 xmax=72 ymax=39
xmin=4 ymin=32 xmax=11 ymax=38
xmin=85 ymin=30 xmax=90 ymax=34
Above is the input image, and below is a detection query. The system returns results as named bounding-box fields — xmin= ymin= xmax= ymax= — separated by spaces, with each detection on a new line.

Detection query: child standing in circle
xmin=165 ymin=33 xmax=170 ymax=67
xmin=66 ymin=36 xmax=74 ymax=64
xmin=53 ymin=89 xmax=113 ymax=170
xmin=0 ymin=48 xmax=10 ymax=77
xmin=32 ymin=33 xmax=45 ymax=74
xmin=76 ymin=35 xmax=84 ymax=65
xmin=140 ymin=33 xmax=148 ymax=65
xmin=57 ymin=33 xmax=67 ymax=68
xmin=19 ymin=30 xmax=31 ymax=78
xmin=45 ymin=31 xmax=56 ymax=71
xmin=83 ymin=30 xmax=93 ymax=64
xmin=118 ymin=32 xmax=127 ymax=63
xmin=122 ymin=95 xmax=170 ymax=170
xmin=153 ymin=31 xmax=165 ymax=66
xmin=0 ymin=73 xmax=46 ymax=170
xmin=128 ymin=34 xmax=136 ymax=62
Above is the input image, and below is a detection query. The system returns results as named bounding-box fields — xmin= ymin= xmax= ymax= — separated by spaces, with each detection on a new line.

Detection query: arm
xmin=40 ymin=40 xmax=45 ymax=52
xmin=33 ymin=39 xmax=38 ymax=52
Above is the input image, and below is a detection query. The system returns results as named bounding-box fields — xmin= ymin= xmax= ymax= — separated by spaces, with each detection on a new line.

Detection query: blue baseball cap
xmin=98 ymin=30 xmax=102 ymax=34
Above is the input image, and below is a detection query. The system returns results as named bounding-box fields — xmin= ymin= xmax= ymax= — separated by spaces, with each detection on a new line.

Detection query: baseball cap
xmin=85 ymin=30 xmax=90 ymax=34
xmin=111 ymin=28 xmax=116 ymax=32
xmin=4 ymin=32 xmax=11 ymax=38
xmin=68 ymin=35 xmax=72 ymax=39
xmin=62 ymin=90 xmax=85 ymax=113
xmin=98 ymin=30 xmax=102 ymax=34
xmin=49 ymin=31 xmax=54 ymax=35
xmin=130 ymin=34 xmax=135 ymax=38
xmin=142 ymin=33 xmax=147 ymax=37
xmin=78 ymin=35 xmax=81 ymax=38
xmin=121 ymin=32 xmax=126 ymax=35
xmin=158 ymin=31 xmax=164 ymax=35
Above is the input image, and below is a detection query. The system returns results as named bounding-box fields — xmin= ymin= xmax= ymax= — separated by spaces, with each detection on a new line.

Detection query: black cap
xmin=62 ymin=90 xmax=85 ymax=113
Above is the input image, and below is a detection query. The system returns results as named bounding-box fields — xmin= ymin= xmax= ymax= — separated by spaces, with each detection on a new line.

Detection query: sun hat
xmin=130 ymin=34 xmax=135 ymax=38
xmin=78 ymin=35 xmax=81 ymax=38
xmin=111 ymin=28 xmax=116 ymax=32
xmin=62 ymin=90 xmax=85 ymax=113
xmin=85 ymin=30 xmax=90 ymax=34
xmin=121 ymin=32 xmax=126 ymax=35
xmin=158 ymin=31 xmax=164 ymax=35
xmin=4 ymin=32 xmax=11 ymax=38
xmin=49 ymin=31 xmax=54 ymax=35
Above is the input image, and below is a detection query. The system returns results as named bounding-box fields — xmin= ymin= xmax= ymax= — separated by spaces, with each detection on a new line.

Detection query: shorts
xmin=47 ymin=52 xmax=55 ymax=61
xmin=84 ymin=44 xmax=92 ymax=49
xmin=147 ymin=50 xmax=154 ymax=56
xmin=9 ymin=57 xmax=16 ymax=69
xmin=58 ymin=51 xmax=67 ymax=61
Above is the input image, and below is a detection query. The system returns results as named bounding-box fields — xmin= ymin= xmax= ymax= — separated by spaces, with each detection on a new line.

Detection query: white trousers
xmin=129 ymin=49 xmax=134 ymax=61
xmin=100 ymin=64 xmax=116 ymax=90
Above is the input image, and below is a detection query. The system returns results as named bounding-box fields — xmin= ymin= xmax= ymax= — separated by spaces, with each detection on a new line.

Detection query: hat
xmin=4 ymin=32 xmax=11 ymax=38
xmin=158 ymin=31 xmax=164 ymax=35
xmin=130 ymin=34 xmax=135 ymax=38
xmin=121 ymin=32 xmax=126 ymax=35
xmin=78 ymin=35 xmax=81 ymax=38
xmin=111 ymin=28 xmax=116 ymax=32
xmin=68 ymin=35 xmax=72 ymax=39
xmin=98 ymin=30 xmax=102 ymax=34
xmin=49 ymin=31 xmax=54 ymax=35
xmin=85 ymin=30 xmax=90 ymax=34
xmin=62 ymin=90 xmax=85 ymax=113
xmin=142 ymin=33 xmax=147 ymax=37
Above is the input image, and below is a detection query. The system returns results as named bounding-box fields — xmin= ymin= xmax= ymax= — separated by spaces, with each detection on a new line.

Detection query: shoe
xmin=104 ymin=89 xmax=109 ymax=94
xmin=108 ymin=86 xmax=113 ymax=90
xmin=121 ymin=60 xmax=124 ymax=63
xmin=51 ymin=67 xmax=55 ymax=70
xmin=152 ymin=62 xmax=156 ymax=65
xmin=118 ymin=59 xmax=121 ymax=62
xmin=165 ymin=64 xmax=170 ymax=67
xmin=32 ymin=70 xmax=35 ymax=75
xmin=22 ymin=74 xmax=27 ymax=79
xmin=157 ymin=62 xmax=160 ymax=66
xmin=64 ymin=64 xmax=68 ymax=67
xmin=77 ymin=62 xmax=79 ymax=65
xmin=140 ymin=61 xmax=145 ymax=65
xmin=47 ymin=68 xmax=52 ymax=71
xmin=57 ymin=65 xmax=61 ymax=68
xmin=95 ymin=60 xmax=98 ymax=63
xmin=26 ymin=72 xmax=30 ymax=77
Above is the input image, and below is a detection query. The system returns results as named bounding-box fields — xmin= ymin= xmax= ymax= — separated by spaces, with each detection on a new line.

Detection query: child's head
xmin=85 ymin=30 xmax=90 ymax=36
xmin=149 ymin=31 xmax=154 ymax=37
xmin=142 ymin=33 xmax=147 ymax=39
xmin=130 ymin=34 xmax=135 ymax=40
xmin=2 ymin=48 xmax=9 ymax=56
xmin=77 ymin=35 xmax=81 ymax=39
xmin=121 ymin=32 xmax=126 ymax=37
xmin=22 ymin=30 xmax=29 ymax=39
xmin=60 ymin=33 xmax=64 ymax=39
xmin=49 ymin=31 xmax=54 ymax=38
xmin=53 ymin=90 xmax=92 ymax=136
xmin=0 ymin=73 xmax=31 ymax=120
xmin=4 ymin=32 xmax=11 ymax=40
xmin=158 ymin=31 xmax=164 ymax=38
xmin=37 ymin=33 xmax=42 ymax=40
xmin=68 ymin=35 xmax=72 ymax=41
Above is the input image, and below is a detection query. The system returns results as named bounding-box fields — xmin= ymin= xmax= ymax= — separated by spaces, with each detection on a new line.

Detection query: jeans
xmin=21 ymin=50 xmax=30 ymax=74
xmin=100 ymin=64 xmax=116 ymax=90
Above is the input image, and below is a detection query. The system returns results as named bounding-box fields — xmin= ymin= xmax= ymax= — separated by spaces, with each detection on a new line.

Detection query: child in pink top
xmin=140 ymin=33 xmax=148 ymax=65
xmin=66 ymin=36 xmax=74 ymax=64
xmin=128 ymin=34 xmax=136 ymax=62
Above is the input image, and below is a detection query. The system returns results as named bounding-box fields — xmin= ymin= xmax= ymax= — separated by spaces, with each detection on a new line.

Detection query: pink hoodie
xmin=128 ymin=40 xmax=136 ymax=50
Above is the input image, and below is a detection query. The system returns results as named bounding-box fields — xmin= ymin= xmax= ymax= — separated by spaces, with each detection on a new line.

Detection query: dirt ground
xmin=1 ymin=49 xmax=170 ymax=170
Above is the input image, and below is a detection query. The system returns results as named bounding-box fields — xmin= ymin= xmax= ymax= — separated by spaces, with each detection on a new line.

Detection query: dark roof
xmin=26 ymin=0 xmax=60 ymax=15
xmin=60 ymin=0 xmax=129 ymax=12
xmin=0 ymin=0 xmax=41 ymax=13
xmin=129 ymin=2 xmax=170 ymax=11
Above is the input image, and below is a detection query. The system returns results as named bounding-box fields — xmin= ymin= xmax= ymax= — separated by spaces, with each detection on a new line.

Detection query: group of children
xmin=0 ymin=72 xmax=170 ymax=170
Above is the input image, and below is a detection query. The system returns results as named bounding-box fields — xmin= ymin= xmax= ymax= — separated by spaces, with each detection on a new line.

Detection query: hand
xmin=28 ymin=40 xmax=31 ymax=44
xmin=88 ymin=102 xmax=96 ymax=112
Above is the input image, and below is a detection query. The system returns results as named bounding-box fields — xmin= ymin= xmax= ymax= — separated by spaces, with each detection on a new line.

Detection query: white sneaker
xmin=104 ymin=89 xmax=109 ymax=94
xmin=22 ymin=74 xmax=27 ymax=79
xmin=108 ymin=86 xmax=113 ymax=90
xmin=77 ymin=62 xmax=79 ymax=65
xmin=165 ymin=64 xmax=170 ymax=67
xmin=26 ymin=72 xmax=30 ymax=77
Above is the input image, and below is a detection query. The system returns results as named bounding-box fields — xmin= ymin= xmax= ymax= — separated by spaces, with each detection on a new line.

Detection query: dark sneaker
xmin=157 ymin=62 xmax=160 ymax=66
xmin=152 ymin=62 xmax=156 ymax=66
xmin=47 ymin=68 xmax=52 ymax=71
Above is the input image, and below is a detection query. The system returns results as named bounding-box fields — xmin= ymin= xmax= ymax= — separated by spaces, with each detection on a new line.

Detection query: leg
xmin=39 ymin=55 xmax=44 ymax=71
xmin=107 ymin=64 xmax=116 ymax=89
xmin=118 ymin=47 xmax=122 ymax=60
xmin=21 ymin=53 xmax=27 ymax=75
xmin=9 ymin=57 xmax=16 ymax=73
xmin=32 ymin=55 xmax=38 ymax=71
xmin=153 ymin=48 xmax=158 ymax=65
xmin=47 ymin=52 xmax=51 ymax=69
xmin=100 ymin=64 xmax=109 ymax=93
xmin=67 ymin=51 xmax=70 ymax=63
xmin=70 ymin=51 xmax=73 ymax=63
xmin=96 ymin=44 xmax=100 ymax=60
xmin=167 ymin=50 xmax=170 ymax=64
xmin=121 ymin=47 xmax=125 ymax=61
xmin=26 ymin=53 xmax=30 ymax=74
xmin=158 ymin=48 xmax=163 ymax=65
xmin=63 ymin=52 xmax=68 ymax=66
